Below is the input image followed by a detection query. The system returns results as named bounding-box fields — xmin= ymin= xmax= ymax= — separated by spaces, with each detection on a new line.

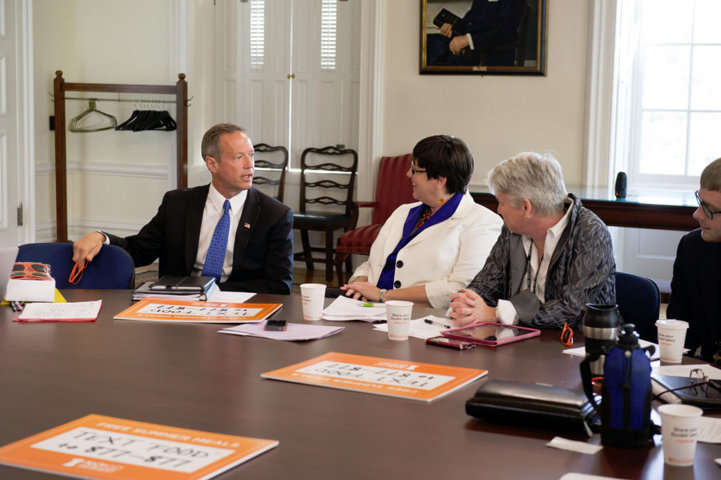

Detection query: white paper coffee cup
xmin=655 ymin=319 xmax=689 ymax=363
xmin=385 ymin=300 xmax=413 ymax=341
xmin=658 ymin=404 xmax=703 ymax=467
xmin=300 ymin=283 xmax=326 ymax=321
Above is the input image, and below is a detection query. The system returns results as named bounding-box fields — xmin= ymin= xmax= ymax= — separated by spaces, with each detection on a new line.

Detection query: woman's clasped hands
xmin=449 ymin=288 xmax=496 ymax=326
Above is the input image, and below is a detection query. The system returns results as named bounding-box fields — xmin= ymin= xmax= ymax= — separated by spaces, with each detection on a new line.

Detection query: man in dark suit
xmin=427 ymin=0 xmax=525 ymax=67
xmin=667 ymin=157 xmax=721 ymax=364
xmin=72 ymin=123 xmax=293 ymax=294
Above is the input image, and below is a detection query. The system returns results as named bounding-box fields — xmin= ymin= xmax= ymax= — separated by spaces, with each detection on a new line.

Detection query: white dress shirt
xmin=496 ymin=199 xmax=574 ymax=324
xmin=192 ymin=185 xmax=248 ymax=282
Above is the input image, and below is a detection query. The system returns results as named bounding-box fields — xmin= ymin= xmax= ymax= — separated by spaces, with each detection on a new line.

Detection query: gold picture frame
xmin=420 ymin=0 xmax=547 ymax=75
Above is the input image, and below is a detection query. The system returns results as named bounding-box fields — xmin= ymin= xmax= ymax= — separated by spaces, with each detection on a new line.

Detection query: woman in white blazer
xmin=341 ymin=135 xmax=502 ymax=308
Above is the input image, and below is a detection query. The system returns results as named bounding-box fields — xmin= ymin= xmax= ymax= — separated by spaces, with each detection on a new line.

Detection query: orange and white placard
xmin=114 ymin=298 xmax=282 ymax=324
xmin=0 ymin=414 xmax=278 ymax=480
xmin=261 ymin=352 xmax=487 ymax=402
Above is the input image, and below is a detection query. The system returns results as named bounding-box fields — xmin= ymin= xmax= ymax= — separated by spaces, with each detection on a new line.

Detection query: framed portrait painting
xmin=420 ymin=0 xmax=547 ymax=75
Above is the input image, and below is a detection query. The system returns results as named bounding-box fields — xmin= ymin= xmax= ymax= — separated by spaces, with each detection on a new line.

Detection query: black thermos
xmin=581 ymin=303 xmax=622 ymax=377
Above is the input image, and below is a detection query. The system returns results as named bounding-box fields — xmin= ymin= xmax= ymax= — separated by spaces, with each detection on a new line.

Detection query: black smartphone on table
xmin=264 ymin=319 xmax=287 ymax=331
xmin=426 ymin=336 xmax=476 ymax=350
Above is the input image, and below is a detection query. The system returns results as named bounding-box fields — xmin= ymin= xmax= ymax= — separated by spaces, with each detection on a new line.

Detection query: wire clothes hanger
xmin=69 ymin=99 xmax=117 ymax=133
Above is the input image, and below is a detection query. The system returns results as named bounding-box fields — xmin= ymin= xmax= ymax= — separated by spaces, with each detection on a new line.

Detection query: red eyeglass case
xmin=5 ymin=262 xmax=56 ymax=302
xmin=10 ymin=262 xmax=52 ymax=280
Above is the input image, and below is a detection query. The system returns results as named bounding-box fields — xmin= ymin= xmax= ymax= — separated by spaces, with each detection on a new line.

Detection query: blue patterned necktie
xmin=202 ymin=199 xmax=231 ymax=282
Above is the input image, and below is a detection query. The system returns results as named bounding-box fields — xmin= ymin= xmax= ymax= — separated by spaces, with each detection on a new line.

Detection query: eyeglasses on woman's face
xmin=409 ymin=162 xmax=427 ymax=175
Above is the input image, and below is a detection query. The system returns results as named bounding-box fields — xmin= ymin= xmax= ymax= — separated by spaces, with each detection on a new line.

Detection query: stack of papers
xmin=207 ymin=290 xmax=256 ymax=303
xmin=14 ymin=300 xmax=102 ymax=323
xmin=219 ymin=321 xmax=344 ymax=341
xmin=321 ymin=296 xmax=387 ymax=322
xmin=5 ymin=277 xmax=56 ymax=302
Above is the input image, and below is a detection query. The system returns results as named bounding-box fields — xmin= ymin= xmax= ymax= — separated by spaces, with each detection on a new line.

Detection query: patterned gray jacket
xmin=467 ymin=194 xmax=615 ymax=329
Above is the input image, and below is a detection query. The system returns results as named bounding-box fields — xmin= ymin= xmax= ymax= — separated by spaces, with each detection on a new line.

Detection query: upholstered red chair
xmin=334 ymin=153 xmax=415 ymax=285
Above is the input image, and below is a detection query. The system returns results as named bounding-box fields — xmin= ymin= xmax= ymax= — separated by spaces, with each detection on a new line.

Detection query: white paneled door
xmin=239 ymin=0 xmax=292 ymax=148
xmin=0 ymin=0 xmax=22 ymax=246
xmin=291 ymin=0 xmax=360 ymax=162
xmin=620 ymin=228 xmax=686 ymax=286
xmin=219 ymin=0 xmax=360 ymax=167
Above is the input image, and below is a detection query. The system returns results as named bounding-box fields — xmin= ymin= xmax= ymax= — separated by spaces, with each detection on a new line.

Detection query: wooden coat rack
xmin=53 ymin=71 xmax=188 ymax=242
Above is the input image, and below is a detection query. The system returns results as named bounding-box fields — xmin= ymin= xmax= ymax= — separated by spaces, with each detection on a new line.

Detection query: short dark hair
xmin=412 ymin=135 xmax=474 ymax=194
xmin=700 ymin=157 xmax=721 ymax=192
xmin=201 ymin=123 xmax=245 ymax=161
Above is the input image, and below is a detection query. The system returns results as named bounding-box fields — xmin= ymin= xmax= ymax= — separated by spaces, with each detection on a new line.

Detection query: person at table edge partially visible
xmin=450 ymin=152 xmax=616 ymax=329
xmin=72 ymin=123 xmax=293 ymax=294
xmin=341 ymin=134 xmax=503 ymax=308
xmin=667 ymin=157 xmax=721 ymax=364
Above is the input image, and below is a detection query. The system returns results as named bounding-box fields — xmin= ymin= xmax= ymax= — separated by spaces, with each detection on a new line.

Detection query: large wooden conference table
xmin=1 ymin=291 xmax=720 ymax=479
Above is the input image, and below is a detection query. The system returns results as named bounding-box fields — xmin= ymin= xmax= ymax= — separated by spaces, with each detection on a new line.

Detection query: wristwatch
xmin=378 ymin=289 xmax=388 ymax=303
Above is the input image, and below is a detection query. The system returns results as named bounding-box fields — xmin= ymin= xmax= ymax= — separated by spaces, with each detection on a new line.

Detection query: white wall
xmin=382 ymin=0 xmax=591 ymax=187
xmin=33 ymin=0 xmax=198 ymax=241
xmin=186 ymin=0 xmax=216 ymax=187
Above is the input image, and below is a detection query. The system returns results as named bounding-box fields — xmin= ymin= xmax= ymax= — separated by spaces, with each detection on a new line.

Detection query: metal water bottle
xmin=581 ymin=304 xmax=622 ymax=376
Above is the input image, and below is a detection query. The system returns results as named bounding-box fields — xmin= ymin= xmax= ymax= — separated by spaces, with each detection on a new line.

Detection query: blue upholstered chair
xmin=615 ymin=272 xmax=660 ymax=342
xmin=16 ymin=242 xmax=135 ymax=289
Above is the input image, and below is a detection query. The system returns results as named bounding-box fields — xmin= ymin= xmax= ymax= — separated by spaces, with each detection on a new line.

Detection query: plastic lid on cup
xmin=655 ymin=319 xmax=689 ymax=330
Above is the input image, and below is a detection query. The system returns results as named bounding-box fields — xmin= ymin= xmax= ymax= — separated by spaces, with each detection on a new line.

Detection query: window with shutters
xmin=249 ymin=0 xmax=265 ymax=68
xmin=320 ymin=0 xmax=337 ymax=70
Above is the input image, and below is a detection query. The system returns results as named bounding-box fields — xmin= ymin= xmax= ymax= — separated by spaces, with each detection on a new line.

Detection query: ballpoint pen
xmin=424 ymin=317 xmax=452 ymax=329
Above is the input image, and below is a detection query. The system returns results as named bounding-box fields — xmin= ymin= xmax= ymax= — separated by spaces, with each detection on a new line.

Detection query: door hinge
xmin=17 ymin=203 xmax=23 ymax=226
